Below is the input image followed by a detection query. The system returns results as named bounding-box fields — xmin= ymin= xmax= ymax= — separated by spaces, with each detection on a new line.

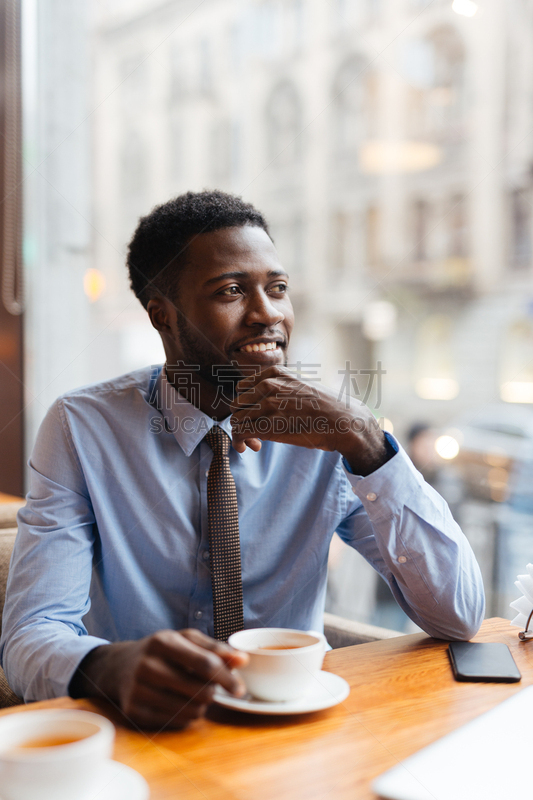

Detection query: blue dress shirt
xmin=0 ymin=366 xmax=485 ymax=701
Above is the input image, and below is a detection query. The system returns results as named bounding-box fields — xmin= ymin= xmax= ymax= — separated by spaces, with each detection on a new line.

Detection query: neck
xmin=165 ymin=362 xmax=233 ymax=420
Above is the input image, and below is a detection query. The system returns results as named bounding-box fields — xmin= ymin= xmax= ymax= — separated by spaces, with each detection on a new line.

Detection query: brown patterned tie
xmin=205 ymin=426 xmax=244 ymax=641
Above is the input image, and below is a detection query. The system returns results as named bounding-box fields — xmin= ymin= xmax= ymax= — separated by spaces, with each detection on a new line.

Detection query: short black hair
xmin=127 ymin=189 xmax=271 ymax=308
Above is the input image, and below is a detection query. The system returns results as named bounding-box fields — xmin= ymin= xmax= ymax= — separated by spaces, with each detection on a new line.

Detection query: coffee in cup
xmin=0 ymin=709 xmax=115 ymax=800
xmin=228 ymin=628 xmax=326 ymax=702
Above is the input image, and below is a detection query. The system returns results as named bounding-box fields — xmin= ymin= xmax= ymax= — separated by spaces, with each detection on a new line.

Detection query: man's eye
xmin=269 ymin=283 xmax=288 ymax=294
xmin=219 ymin=286 xmax=242 ymax=296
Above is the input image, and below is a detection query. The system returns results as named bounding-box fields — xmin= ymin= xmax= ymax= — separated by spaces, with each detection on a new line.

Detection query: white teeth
xmin=240 ymin=342 xmax=279 ymax=353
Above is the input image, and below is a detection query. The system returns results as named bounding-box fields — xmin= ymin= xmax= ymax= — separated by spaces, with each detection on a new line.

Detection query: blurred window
xmin=265 ymin=80 xmax=302 ymax=165
xmin=510 ymin=189 xmax=532 ymax=270
xmin=333 ymin=56 xmax=377 ymax=155
xmin=413 ymin=199 xmax=431 ymax=262
xmin=168 ymin=116 xmax=185 ymax=191
xmin=415 ymin=315 xmax=459 ymax=400
xmin=331 ymin=211 xmax=353 ymax=276
xmin=365 ymin=205 xmax=381 ymax=270
xmin=119 ymin=131 xmax=148 ymax=237
xmin=269 ymin=216 xmax=304 ymax=278
xmin=404 ymin=26 xmax=465 ymax=143
xmin=448 ymin=194 xmax=468 ymax=258
xmin=500 ymin=319 xmax=533 ymax=404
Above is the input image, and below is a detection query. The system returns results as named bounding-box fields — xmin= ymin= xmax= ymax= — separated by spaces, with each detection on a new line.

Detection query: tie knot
xmin=205 ymin=426 xmax=230 ymax=457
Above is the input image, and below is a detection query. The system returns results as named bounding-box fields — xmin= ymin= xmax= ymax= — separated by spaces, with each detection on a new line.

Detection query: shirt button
xmin=398 ymin=556 xmax=407 ymax=564
xmin=202 ymin=550 xmax=209 ymax=560
xmin=205 ymin=470 xmax=209 ymax=478
xmin=194 ymin=610 xmax=203 ymax=620
xmin=366 ymin=492 xmax=377 ymax=501
xmin=352 ymin=487 xmax=357 ymax=495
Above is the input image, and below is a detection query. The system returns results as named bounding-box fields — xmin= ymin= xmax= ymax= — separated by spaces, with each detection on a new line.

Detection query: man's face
xmin=162 ymin=226 xmax=294 ymax=385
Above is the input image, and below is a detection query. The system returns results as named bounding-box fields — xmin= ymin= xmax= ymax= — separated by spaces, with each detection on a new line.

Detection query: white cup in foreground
xmin=0 ymin=709 xmax=115 ymax=800
xmin=228 ymin=628 xmax=326 ymax=702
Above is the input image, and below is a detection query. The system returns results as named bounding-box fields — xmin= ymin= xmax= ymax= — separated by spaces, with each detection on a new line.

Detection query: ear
xmin=147 ymin=296 xmax=174 ymax=333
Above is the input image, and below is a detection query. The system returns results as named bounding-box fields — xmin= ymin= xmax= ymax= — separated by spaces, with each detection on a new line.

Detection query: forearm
xmin=339 ymin=430 xmax=396 ymax=476
xmin=69 ymin=642 xmax=128 ymax=701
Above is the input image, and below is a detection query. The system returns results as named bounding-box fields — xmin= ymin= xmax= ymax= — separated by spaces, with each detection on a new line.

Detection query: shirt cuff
xmin=342 ymin=431 xmax=399 ymax=475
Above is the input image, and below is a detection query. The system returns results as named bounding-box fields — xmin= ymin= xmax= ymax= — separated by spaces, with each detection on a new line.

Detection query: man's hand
xmin=69 ymin=628 xmax=249 ymax=729
xmin=230 ymin=365 xmax=392 ymax=476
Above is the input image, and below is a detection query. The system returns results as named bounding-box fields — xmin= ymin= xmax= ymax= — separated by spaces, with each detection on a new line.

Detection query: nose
xmin=244 ymin=288 xmax=284 ymax=328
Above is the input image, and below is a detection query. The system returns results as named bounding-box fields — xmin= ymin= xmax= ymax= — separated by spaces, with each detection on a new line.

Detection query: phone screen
xmin=448 ymin=642 xmax=521 ymax=683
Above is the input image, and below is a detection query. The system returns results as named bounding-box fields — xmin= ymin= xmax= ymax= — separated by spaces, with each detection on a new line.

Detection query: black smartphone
xmin=448 ymin=641 xmax=521 ymax=683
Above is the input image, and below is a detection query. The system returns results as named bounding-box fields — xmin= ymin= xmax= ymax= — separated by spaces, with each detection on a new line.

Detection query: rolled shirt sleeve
xmin=0 ymin=400 xmax=110 ymax=701
xmin=338 ymin=436 xmax=485 ymax=640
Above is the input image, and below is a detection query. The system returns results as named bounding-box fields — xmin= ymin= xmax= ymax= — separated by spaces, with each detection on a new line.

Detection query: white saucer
xmin=213 ymin=670 xmax=350 ymax=715
xmin=80 ymin=760 xmax=150 ymax=800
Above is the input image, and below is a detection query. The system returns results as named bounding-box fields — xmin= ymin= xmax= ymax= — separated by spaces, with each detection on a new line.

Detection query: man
xmin=0 ymin=191 xmax=484 ymax=728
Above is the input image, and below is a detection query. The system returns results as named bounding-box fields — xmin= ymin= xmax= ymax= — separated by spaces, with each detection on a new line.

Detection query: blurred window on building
xmin=210 ymin=119 xmax=233 ymax=187
xmin=168 ymin=116 xmax=185 ymax=192
xmin=119 ymin=56 xmax=149 ymax=119
xmin=403 ymin=26 xmax=465 ymax=146
xmin=365 ymin=205 xmax=381 ymax=271
xmin=331 ymin=211 xmax=350 ymax=276
xmin=119 ymin=131 xmax=148 ymax=239
xmin=251 ymin=0 xmax=282 ymax=60
xmin=500 ymin=319 xmax=533 ymax=404
xmin=333 ymin=56 xmax=377 ymax=156
xmin=269 ymin=216 xmax=304 ymax=278
xmin=198 ymin=38 xmax=213 ymax=96
xmin=428 ymin=26 xmax=465 ymax=141
xmin=335 ymin=0 xmax=382 ymax=26
xmin=169 ymin=46 xmax=188 ymax=103
xmin=448 ymin=193 xmax=468 ymax=258
xmin=265 ymin=80 xmax=302 ymax=165
xmin=413 ymin=198 xmax=431 ymax=262
xmin=415 ymin=314 xmax=459 ymax=400
xmin=510 ymin=189 xmax=532 ymax=270
xmin=282 ymin=0 xmax=305 ymax=54
xmin=334 ymin=0 xmax=363 ymax=28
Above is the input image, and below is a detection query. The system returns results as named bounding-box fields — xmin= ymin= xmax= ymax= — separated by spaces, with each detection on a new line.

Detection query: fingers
xmin=124 ymin=682 xmax=208 ymax=730
xmin=136 ymin=654 xmax=217 ymax=705
xmin=179 ymin=628 xmax=249 ymax=667
xmin=147 ymin=630 xmax=248 ymax=697
xmin=232 ymin=437 xmax=262 ymax=453
xmin=235 ymin=365 xmax=292 ymax=396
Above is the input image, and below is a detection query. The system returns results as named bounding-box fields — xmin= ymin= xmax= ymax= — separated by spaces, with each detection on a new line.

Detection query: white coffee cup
xmin=0 ymin=709 xmax=115 ymax=800
xmin=228 ymin=627 xmax=326 ymax=702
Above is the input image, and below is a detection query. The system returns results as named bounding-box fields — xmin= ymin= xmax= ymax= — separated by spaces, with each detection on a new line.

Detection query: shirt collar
xmin=155 ymin=366 xmax=235 ymax=457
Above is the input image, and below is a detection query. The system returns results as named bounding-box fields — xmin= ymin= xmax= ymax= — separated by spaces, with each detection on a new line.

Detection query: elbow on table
xmin=431 ymin=594 xmax=486 ymax=642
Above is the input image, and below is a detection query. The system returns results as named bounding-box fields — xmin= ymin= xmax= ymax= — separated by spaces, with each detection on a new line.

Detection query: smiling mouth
xmin=236 ymin=341 xmax=281 ymax=354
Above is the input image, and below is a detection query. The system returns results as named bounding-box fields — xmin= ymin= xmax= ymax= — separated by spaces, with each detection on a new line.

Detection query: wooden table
xmin=1 ymin=617 xmax=531 ymax=799
xmin=0 ymin=493 xmax=23 ymax=505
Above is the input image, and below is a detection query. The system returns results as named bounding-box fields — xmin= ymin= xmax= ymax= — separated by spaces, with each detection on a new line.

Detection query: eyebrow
xmin=203 ymin=269 xmax=288 ymax=287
